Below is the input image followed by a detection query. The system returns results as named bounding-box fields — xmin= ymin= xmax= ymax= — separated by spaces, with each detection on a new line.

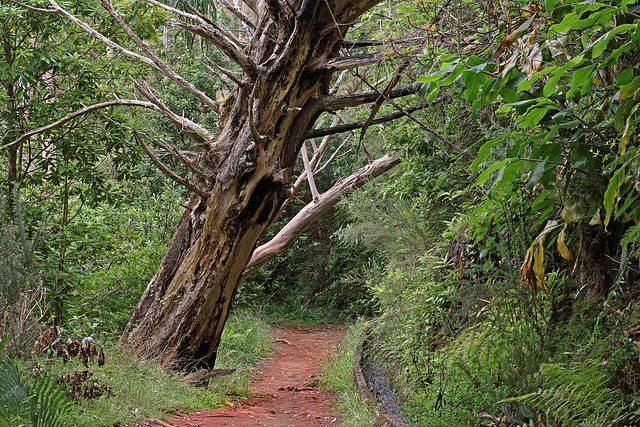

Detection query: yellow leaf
xmin=533 ymin=240 xmax=548 ymax=294
xmin=557 ymin=225 xmax=572 ymax=260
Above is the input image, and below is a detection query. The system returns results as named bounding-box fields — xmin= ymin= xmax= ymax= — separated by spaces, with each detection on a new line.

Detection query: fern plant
xmin=500 ymin=362 xmax=637 ymax=426
xmin=0 ymin=357 xmax=71 ymax=427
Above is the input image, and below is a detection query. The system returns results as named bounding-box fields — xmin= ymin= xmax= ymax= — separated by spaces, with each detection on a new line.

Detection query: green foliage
xmin=0 ymin=199 xmax=48 ymax=356
xmin=502 ymin=362 xmax=638 ymax=426
xmin=323 ymin=322 xmax=378 ymax=427
xmin=0 ymin=357 xmax=71 ymax=427
xmin=63 ymin=181 xmax=183 ymax=338
xmin=46 ymin=310 xmax=273 ymax=426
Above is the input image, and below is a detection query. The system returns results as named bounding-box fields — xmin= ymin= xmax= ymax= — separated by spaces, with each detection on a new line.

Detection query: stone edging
xmin=353 ymin=330 xmax=409 ymax=427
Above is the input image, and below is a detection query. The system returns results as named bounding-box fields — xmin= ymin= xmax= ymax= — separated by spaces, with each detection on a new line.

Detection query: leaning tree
xmin=10 ymin=0 xmax=444 ymax=370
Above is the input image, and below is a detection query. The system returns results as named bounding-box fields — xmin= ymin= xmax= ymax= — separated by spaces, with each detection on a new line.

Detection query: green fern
xmin=0 ymin=357 xmax=71 ymax=427
xmin=500 ymin=362 xmax=634 ymax=426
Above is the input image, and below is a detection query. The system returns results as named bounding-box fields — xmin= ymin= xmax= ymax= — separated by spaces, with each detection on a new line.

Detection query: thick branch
xmin=342 ymin=37 xmax=423 ymax=48
xmin=133 ymin=129 xmax=209 ymax=199
xmin=242 ymin=153 xmax=401 ymax=278
xmin=2 ymin=99 xmax=159 ymax=151
xmin=315 ymin=53 xmax=386 ymax=74
xmin=323 ymin=85 xmax=419 ymax=111
xmin=100 ymin=0 xmax=220 ymax=113
xmin=306 ymin=102 xmax=432 ymax=139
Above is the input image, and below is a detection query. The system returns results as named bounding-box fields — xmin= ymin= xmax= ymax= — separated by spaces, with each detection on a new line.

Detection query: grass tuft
xmin=49 ymin=310 xmax=273 ymax=427
xmin=323 ymin=321 xmax=378 ymax=427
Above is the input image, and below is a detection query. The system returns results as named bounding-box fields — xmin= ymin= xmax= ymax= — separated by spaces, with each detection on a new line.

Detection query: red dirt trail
xmin=151 ymin=324 xmax=345 ymax=427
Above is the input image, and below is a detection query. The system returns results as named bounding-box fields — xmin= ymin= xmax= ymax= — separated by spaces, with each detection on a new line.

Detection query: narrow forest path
xmin=155 ymin=324 xmax=345 ymax=427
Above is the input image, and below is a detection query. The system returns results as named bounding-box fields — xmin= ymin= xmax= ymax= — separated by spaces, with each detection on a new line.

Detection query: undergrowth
xmin=32 ymin=310 xmax=275 ymax=427
xmin=323 ymin=321 xmax=378 ymax=427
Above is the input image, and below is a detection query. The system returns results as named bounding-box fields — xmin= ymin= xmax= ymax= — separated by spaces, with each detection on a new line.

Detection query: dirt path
xmin=156 ymin=324 xmax=345 ymax=427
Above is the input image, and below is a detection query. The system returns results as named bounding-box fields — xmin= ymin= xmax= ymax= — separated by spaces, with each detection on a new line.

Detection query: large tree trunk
xmin=120 ymin=0 xmax=386 ymax=370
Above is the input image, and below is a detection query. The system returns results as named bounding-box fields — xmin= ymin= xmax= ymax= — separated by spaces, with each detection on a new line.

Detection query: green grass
xmin=45 ymin=310 xmax=274 ymax=427
xmin=322 ymin=321 xmax=378 ymax=427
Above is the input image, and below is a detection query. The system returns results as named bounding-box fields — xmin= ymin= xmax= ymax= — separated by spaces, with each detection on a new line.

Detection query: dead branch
xmin=9 ymin=0 xmax=58 ymax=14
xmin=359 ymin=62 xmax=408 ymax=152
xmin=49 ymin=0 xmax=156 ymax=69
xmin=300 ymin=141 xmax=319 ymax=201
xmin=219 ymin=0 xmax=256 ymax=31
xmin=204 ymin=57 xmax=242 ymax=86
xmin=2 ymin=99 xmax=159 ymax=151
xmin=323 ymin=85 xmax=419 ymax=111
xmin=316 ymin=53 xmax=386 ymax=74
xmin=243 ymin=153 xmax=401 ymax=278
xmin=100 ymin=0 xmax=220 ymax=113
xmin=133 ymin=81 xmax=214 ymax=144
xmin=179 ymin=23 xmax=256 ymax=77
xmin=354 ymin=72 xmax=476 ymax=159
xmin=241 ymin=0 xmax=258 ymax=15
xmin=307 ymin=102 xmax=432 ymax=139
xmin=133 ymin=129 xmax=209 ymax=199
xmin=342 ymin=37 xmax=424 ymax=48
xmin=146 ymin=131 xmax=210 ymax=181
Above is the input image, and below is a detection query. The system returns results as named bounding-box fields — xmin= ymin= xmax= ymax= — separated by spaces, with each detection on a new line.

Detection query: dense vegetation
xmin=2 ymin=0 xmax=640 ymax=425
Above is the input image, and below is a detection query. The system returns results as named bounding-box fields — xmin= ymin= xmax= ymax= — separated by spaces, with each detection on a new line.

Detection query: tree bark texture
xmin=120 ymin=0 xmax=387 ymax=370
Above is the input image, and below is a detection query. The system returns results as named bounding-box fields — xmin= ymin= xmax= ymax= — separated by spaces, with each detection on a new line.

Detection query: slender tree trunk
xmin=120 ymin=0 xmax=386 ymax=370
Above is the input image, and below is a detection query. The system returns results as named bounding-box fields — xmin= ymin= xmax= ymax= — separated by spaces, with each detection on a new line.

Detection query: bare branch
xmin=314 ymin=53 xmax=386 ymax=74
xmin=99 ymin=0 xmax=221 ymax=113
xmin=219 ymin=0 xmax=256 ymax=32
xmin=306 ymin=102 xmax=432 ymax=139
xmin=178 ymin=23 xmax=257 ymax=77
xmin=241 ymin=0 xmax=258 ymax=15
xmin=359 ymin=62 xmax=408 ymax=146
xmin=133 ymin=129 xmax=209 ymax=199
xmin=300 ymin=141 xmax=319 ymax=201
xmin=133 ymin=81 xmax=214 ymax=145
xmin=1 ymin=99 xmax=159 ymax=151
xmin=49 ymin=0 xmax=156 ymax=69
xmin=324 ymin=85 xmax=419 ymax=111
xmin=146 ymin=130 xmax=210 ymax=181
xmin=354 ymin=72 xmax=477 ymax=159
xmin=342 ymin=37 xmax=423 ymax=48
xmin=243 ymin=153 xmax=401 ymax=278
xmin=203 ymin=56 xmax=242 ymax=86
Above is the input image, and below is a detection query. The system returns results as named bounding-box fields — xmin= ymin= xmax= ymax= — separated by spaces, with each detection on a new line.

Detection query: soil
xmin=149 ymin=324 xmax=345 ymax=427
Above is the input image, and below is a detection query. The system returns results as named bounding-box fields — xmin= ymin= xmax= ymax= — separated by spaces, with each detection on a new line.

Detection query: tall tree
xmin=14 ymin=0 xmax=430 ymax=370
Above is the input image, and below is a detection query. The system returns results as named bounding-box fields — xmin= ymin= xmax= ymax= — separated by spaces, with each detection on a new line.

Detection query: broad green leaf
xmin=518 ymin=66 xmax=556 ymax=92
xmin=543 ymin=55 xmax=584 ymax=97
xmin=604 ymin=167 xmax=625 ymax=230
xmin=591 ymin=24 xmax=635 ymax=59
xmin=566 ymin=64 xmax=595 ymax=99
xmin=476 ymin=159 xmax=511 ymax=186
xmin=526 ymin=161 xmax=547 ymax=190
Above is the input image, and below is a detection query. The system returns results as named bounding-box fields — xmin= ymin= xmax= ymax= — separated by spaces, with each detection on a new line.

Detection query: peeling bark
xmin=117 ymin=0 xmax=390 ymax=370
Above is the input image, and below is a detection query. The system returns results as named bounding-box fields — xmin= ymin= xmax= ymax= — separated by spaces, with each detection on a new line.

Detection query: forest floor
xmin=149 ymin=324 xmax=346 ymax=427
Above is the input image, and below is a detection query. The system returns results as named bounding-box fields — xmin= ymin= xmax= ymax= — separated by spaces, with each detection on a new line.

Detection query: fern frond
xmin=500 ymin=362 xmax=629 ymax=426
